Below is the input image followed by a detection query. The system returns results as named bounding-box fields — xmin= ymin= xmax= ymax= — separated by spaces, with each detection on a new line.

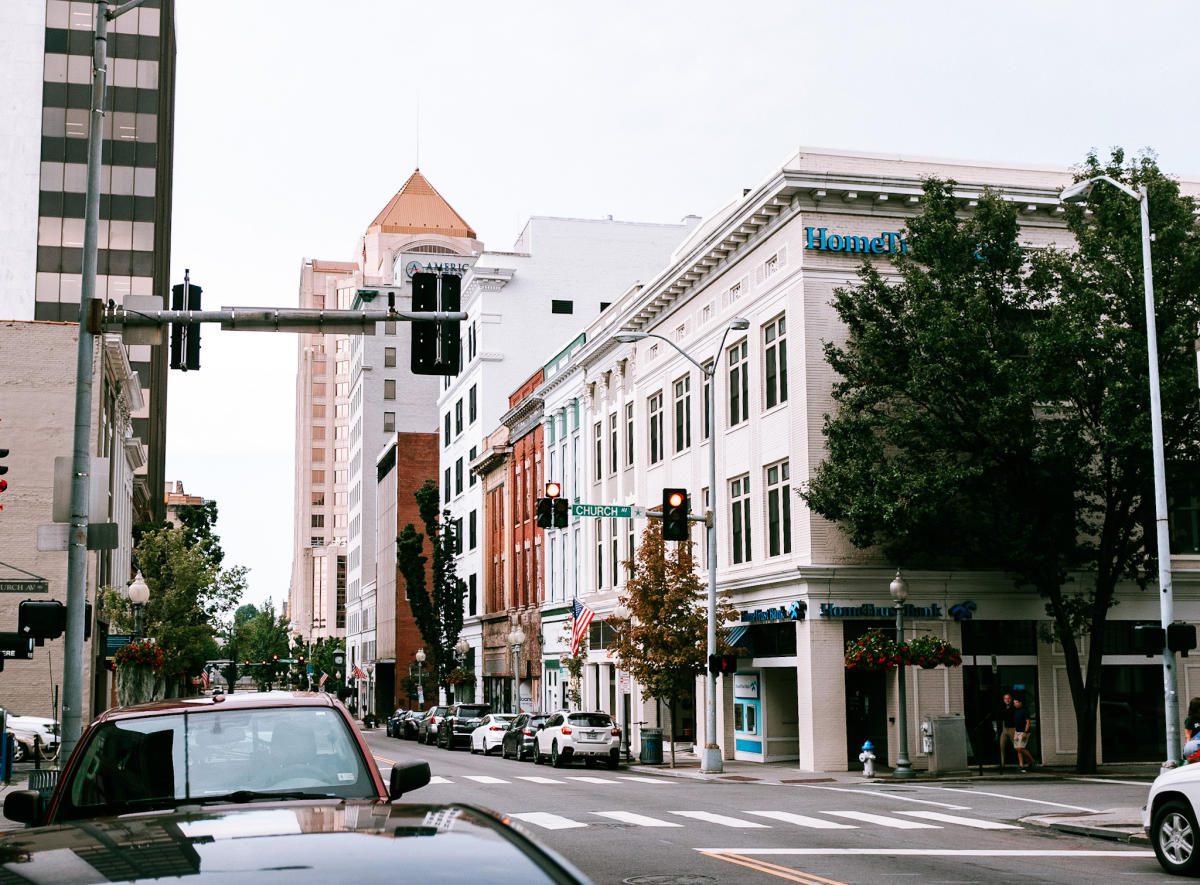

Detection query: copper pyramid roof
xmin=368 ymin=169 xmax=476 ymax=239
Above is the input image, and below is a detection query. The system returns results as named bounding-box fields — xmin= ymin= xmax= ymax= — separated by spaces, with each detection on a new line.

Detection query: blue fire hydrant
xmin=859 ymin=740 xmax=877 ymax=778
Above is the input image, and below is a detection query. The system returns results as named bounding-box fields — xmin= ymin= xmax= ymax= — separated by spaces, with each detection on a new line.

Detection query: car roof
xmin=91 ymin=691 xmax=339 ymax=722
xmin=0 ymin=801 xmax=589 ymax=883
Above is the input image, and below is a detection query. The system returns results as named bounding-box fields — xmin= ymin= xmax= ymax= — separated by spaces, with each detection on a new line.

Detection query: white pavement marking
xmin=509 ymin=812 xmax=587 ymax=830
xmin=515 ymin=776 xmax=565 ymax=784
xmin=787 ymin=783 xmax=970 ymax=809
xmin=618 ymin=776 xmax=675 ymax=784
xmin=1069 ymin=777 xmax=1154 ymax=786
xmin=898 ymin=810 xmax=1021 ymax=829
xmin=916 ymin=786 xmax=1098 ymax=812
xmin=746 ymin=811 xmax=857 ymax=829
xmin=566 ymin=776 xmax=619 ymax=784
xmin=463 ymin=775 xmax=510 ymax=784
xmin=671 ymin=811 xmax=770 ymax=828
xmin=428 ymin=775 xmax=453 ymax=784
xmin=823 ymin=811 xmax=940 ymax=829
xmin=697 ymin=848 xmax=1155 ymax=858
xmin=592 ymin=811 xmax=683 ymax=827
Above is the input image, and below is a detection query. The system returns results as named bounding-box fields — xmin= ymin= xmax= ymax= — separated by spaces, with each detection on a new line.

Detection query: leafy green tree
xmin=397 ymin=480 xmax=466 ymax=701
xmin=224 ymin=601 xmax=291 ymax=689
xmin=802 ymin=155 xmax=1200 ymax=771
xmin=609 ymin=525 xmax=738 ymax=767
xmin=305 ymin=637 xmax=347 ymax=695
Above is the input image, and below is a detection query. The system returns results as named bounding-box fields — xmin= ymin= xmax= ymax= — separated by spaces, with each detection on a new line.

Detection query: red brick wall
xmin=392 ymin=431 xmax=439 ymax=705
xmin=509 ymin=423 xmax=544 ymax=610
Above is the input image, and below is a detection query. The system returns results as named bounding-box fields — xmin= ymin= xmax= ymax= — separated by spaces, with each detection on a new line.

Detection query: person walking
xmin=1013 ymin=696 xmax=1034 ymax=771
xmin=998 ymin=692 xmax=1016 ymax=771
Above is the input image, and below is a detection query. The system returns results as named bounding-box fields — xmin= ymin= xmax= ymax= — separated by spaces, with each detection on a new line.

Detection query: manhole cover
xmin=623 ymin=877 xmax=717 ymax=885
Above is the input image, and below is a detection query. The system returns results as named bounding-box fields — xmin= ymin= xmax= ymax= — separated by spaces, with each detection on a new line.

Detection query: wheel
xmin=534 ymin=743 xmax=545 ymax=765
xmin=584 ymin=757 xmax=597 ymax=769
xmin=606 ymin=750 xmax=620 ymax=770
xmin=470 ymin=740 xmax=480 ymax=755
xmin=1154 ymin=799 xmax=1200 ymax=875
xmin=551 ymin=741 xmax=565 ymax=768
xmin=501 ymin=741 xmax=510 ymax=760
xmin=11 ymin=741 xmax=27 ymax=764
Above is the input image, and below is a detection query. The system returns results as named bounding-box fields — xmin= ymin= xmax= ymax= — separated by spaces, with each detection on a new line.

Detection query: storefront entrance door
xmin=845 ymin=669 xmax=887 ymax=770
xmin=962 ymin=665 xmax=1039 ymax=766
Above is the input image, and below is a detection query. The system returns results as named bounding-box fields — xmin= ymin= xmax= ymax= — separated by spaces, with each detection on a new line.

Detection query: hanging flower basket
xmin=906 ymin=634 xmax=963 ymax=669
xmin=115 ymin=639 xmax=168 ymax=706
xmin=844 ymin=628 xmax=905 ymax=671
xmin=446 ymin=667 xmax=475 ymax=686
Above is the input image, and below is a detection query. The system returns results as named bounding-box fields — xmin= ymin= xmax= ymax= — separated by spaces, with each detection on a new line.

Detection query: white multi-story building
xmin=444 ymin=217 xmax=696 ymax=694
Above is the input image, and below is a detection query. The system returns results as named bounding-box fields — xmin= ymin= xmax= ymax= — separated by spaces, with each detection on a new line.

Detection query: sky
xmin=163 ymin=0 xmax=1200 ymax=610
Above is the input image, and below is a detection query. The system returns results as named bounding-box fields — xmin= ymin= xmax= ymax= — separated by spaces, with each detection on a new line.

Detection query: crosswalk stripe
xmin=428 ymin=775 xmax=452 ymax=784
xmin=823 ymin=811 xmax=940 ymax=829
xmin=566 ymin=776 xmax=619 ymax=784
xmin=746 ymin=811 xmax=857 ymax=829
xmin=671 ymin=811 xmax=770 ymax=828
xmin=463 ymin=775 xmax=509 ymax=784
xmin=898 ymin=811 xmax=1019 ymax=830
xmin=617 ymin=776 xmax=674 ymax=784
xmin=592 ymin=811 xmax=682 ymax=827
xmin=509 ymin=812 xmax=587 ymax=830
xmin=515 ymin=776 xmax=566 ymax=784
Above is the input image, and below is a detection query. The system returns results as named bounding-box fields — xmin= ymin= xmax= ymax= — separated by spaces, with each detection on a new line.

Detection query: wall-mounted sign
xmin=740 ymin=601 xmax=806 ymax=623
xmin=819 ymin=602 xmax=943 ymax=619
xmin=949 ymin=600 xmax=977 ymax=621
xmin=404 ymin=259 xmax=472 ymax=278
xmin=805 ymin=227 xmax=908 ymax=256
xmin=733 ymin=673 xmax=759 ymax=699
xmin=0 ymin=580 xmax=48 ymax=594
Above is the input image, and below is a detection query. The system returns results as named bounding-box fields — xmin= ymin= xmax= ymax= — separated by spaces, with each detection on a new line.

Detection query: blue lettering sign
xmin=739 ymin=601 xmax=807 ymax=623
xmin=806 ymin=227 xmax=908 ymax=256
xmin=819 ymin=602 xmax=943 ymax=619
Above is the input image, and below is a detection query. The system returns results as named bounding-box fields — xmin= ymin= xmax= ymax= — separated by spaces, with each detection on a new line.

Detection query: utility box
xmin=924 ymin=713 xmax=969 ymax=775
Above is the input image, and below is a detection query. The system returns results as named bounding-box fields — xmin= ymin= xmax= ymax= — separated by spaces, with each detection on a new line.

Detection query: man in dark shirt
xmin=998 ymin=692 xmax=1016 ymax=771
xmin=1013 ymin=697 xmax=1033 ymax=770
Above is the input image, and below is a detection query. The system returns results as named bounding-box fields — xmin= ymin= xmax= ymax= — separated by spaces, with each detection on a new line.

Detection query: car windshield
xmin=568 ymin=713 xmax=612 ymax=727
xmin=56 ymin=707 xmax=375 ymax=820
xmin=458 ymin=706 xmax=489 ymax=718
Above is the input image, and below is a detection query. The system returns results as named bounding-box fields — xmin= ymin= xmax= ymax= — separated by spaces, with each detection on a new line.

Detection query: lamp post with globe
xmin=415 ymin=648 xmax=426 ymax=707
xmin=507 ymin=626 xmax=526 ymax=714
xmin=454 ymin=638 xmax=471 ymax=702
xmin=890 ymin=569 xmax=914 ymax=778
xmin=127 ymin=571 xmax=150 ymax=641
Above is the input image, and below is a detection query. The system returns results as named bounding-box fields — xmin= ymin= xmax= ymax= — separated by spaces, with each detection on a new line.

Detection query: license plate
xmin=583 ymin=731 xmax=600 ymax=740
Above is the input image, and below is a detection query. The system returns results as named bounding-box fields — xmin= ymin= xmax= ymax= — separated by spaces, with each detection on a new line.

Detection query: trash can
xmin=639 ymin=727 xmax=663 ymax=764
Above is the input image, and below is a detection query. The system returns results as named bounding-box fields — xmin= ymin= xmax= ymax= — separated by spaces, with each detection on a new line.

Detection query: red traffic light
xmin=0 ymin=479 xmax=7 ymax=493
xmin=667 ymin=491 xmax=684 ymax=508
xmin=545 ymin=482 xmax=562 ymax=499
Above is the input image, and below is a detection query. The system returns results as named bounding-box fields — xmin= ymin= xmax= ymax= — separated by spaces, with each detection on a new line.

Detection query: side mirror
xmin=389 ymin=761 xmax=431 ymax=800
xmin=4 ymin=790 xmax=43 ymax=825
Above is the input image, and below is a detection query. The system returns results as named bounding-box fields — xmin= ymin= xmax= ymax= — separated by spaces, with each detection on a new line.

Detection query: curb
xmin=1021 ymin=815 xmax=1149 ymax=844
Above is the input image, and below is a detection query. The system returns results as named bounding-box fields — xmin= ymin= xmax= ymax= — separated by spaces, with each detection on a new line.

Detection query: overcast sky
xmin=163 ymin=0 xmax=1200 ymax=610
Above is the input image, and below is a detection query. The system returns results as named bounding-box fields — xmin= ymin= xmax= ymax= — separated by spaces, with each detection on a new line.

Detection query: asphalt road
xmin=365 ymin=730 xmax=1171 ymax=885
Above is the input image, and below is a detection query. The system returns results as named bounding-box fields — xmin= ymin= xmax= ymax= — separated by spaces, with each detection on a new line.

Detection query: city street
xmin=364 ymin=730 xmax=1169 ymax=885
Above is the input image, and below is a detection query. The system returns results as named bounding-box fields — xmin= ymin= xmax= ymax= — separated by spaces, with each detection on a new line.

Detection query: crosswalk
xmin=507 ymin=808 xmax=1022 ymax=832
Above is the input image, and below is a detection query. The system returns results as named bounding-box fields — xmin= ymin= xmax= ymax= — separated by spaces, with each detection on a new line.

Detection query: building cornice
xmin=470 ymin=444 xmax=511 ymax=477
xmin=500 ymin=395 xmax=545 ymax=433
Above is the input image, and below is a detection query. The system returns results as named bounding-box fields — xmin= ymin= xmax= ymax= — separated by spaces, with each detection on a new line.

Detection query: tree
xmin=224 ymin=601 xmax=291 ymax=690
xmin=608 ymin=525 xmax=738 ymax=767
xmin=397 ymin=479 xmax=466 ymax=701
xmin=802 ymin=156 xmax=1200 ymax=771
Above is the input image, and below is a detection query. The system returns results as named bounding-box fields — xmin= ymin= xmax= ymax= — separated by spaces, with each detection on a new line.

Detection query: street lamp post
xmin=1061 ymin=175 xmax=1180 ymax=766
xmin=455 ymin=638 xmax=471 ymax=703
xmin=889 ymin=569 xmax=914 ymax=778
xmin=127 ymin=571 xmax=149 ymax=641
xmin=415 ymin=648 xmax=426 ymax=707
xmin=613 ymin=602 xmax=632 ymax=762
xmin=508 ymin=626 xmax=526 ymax=714
xmin=614 ymin=317 xmax=750 ymax=774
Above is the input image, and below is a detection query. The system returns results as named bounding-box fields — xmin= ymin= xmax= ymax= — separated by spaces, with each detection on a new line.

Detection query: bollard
xmin=32 ymin=735 xmax=42 ymax=770
xmin=858 ymin=740 xmax=877 ymax=778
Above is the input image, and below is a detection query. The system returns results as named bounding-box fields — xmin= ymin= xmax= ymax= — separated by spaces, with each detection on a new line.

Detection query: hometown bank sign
xmin=819 ymin=601 xmax=943 ymax=619
xmin=805 ymin=227 xmax=908 ymax=256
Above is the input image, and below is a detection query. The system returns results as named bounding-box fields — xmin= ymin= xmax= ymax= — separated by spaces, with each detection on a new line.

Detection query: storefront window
xmin=1169 ymin=466 xmax=1200 ymax=554
xmin=960 ymin=620 xmax=1037 ymax=656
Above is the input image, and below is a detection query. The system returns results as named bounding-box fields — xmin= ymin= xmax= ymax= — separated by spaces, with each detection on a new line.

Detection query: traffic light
xmin=1133 ymin=624 xmax=1167 ymax=657
xmin=553 ymin=498 xmax=569 ymax=528
xmin=708 ymin=654 xmax=738 ymax=675
xmin=170 ymin=281 xmax=203 ymax=371
xmin=0 ymin=447 xmax=8 ymax=511
xmin=1169 ymin=623 xmax=1198 ymax=657
xmin=536 ymin=497 xmax=552 ymax=529
xmin=411 ymin=272 xmax=462 ymax=376
xmin=18 ymin=599 xmax=65 ymax=646
xmin=543 ymin=482 xmax=569 ymax=528
xmin=662 ymin=488 xmax=690 ymax=541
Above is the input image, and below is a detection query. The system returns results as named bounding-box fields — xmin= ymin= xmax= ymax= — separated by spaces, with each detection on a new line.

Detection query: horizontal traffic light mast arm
xmin=101 ymin=304 xmax=467 ymax=333
xmin=644 ymin=510 xmax=712 ymax=526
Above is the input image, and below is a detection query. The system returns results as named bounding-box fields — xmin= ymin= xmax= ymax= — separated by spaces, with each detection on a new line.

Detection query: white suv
xmin=534 ymin=711 xmax=620 ymax=769
xmin=1146 ymin=763 xmax=1200 ymax=874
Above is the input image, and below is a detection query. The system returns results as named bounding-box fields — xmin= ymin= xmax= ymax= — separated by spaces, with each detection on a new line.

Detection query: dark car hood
xmin=0 ymin=801 xmax=590 ymax=884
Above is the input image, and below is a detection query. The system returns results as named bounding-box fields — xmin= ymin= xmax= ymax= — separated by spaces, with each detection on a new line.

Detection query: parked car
xmin=438 ymin=703 xmax=492 ymax=750
xmin=398 ymin=709 xmax=423 ymax=740
xmin=470 ymin=713 xmax=517 ymax=755
xmin=415 ymin=705 xmax=451 ymax=745
xmin=1145 ymin=762 xmax=1200 ymax=874
xmin=3 ymin=691 xmax=428 ymax=828
xmin=5 ymin=714 xmax=60 ymax=763
xmin=385 ymin=707 xmax=412 ymax=738
xmin=534 ymin=711 xmax=621 ymax=769
xmin=501 ymin=713 xmax=550 ymax=761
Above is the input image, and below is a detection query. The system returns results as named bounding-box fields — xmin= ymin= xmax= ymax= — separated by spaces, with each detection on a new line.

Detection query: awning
xmin=725 ymin=625 xmax=749 ymax=647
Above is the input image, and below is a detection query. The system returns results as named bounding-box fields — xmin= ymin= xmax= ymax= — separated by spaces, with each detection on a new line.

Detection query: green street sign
xmin=571 ymin=503 xmax=633 ymax=519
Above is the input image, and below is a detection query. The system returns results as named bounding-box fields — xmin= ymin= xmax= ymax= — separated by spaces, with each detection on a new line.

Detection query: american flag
xmin=318 ymin=672 xmax=329 ymax=689
xmin=570 ymin=598 xmax=596 ymax=657
xmin=200 ymin=669 xmax=210 ymax=690
xmin=352 ymin=664 xmax=369 ymax=681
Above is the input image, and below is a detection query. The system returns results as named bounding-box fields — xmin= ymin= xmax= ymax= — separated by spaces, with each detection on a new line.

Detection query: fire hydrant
xmin=859 ymin=740 xmax=877 ymax=778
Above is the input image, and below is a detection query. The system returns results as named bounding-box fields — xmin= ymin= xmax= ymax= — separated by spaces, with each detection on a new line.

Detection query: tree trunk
xmin=668 ymin=699 xmax=676 ymax=768
xmin=1074 ymin=685 xmax=1100 ymax=773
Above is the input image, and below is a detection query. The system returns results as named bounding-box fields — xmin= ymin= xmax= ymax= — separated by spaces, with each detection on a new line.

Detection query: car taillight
xmin=523 ymin=728 xmax=534 ymax=736
xmin=611 ymin=728 xmax=621 ymax=736
xmin=561 ymin=725 xmax=572 ymax=735
xmin=431 ymin=716 xmax=439 ymax=724
xmin=489 ymin=725 xmax=504 ymax=731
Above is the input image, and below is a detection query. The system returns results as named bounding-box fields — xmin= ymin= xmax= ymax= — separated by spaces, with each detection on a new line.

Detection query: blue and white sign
xmin=819 ymin=602 xmax=943 ymax=619
xmin=733 ymin=674 xmax=759 ymax=699
xmin=805 ymin=227 xmax=908 ymax=255
xmin=740 ymin=600 xmax=806 ymax=623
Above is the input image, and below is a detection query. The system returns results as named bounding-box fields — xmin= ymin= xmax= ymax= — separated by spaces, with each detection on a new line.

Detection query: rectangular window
xmin=609 ymin=413 xmax=618 ymax=475
xmin=455 ymin=399 xmax=463 ymax=435
xmin=626 ymin=518 xmax=635 ymax=578
xmin=444 ymin=467 xmax=451 ymax=502
xmin=455 ymin=457 xmax=464 ymax=495
xmin=611 ymin=518 xmax=618 ymax=587
xmin=444 ymin=412 xmax=451 ymax=446
xmin=383 ymin=379 xmax=396 ymax=400
xmin=469 ymin=446 xmax=478 ymax=485
xmin=469 ymin=510 xmax=477 ymax=549
xmin=454 ymin=518 xmax=464 ymax=555
xmin=648 ymin=392 xmax=664 ymax=465
xmin=673 ymin=375 xmax=691 ymax=453
xmin=312 ymin=492 xmax=326 ymax=506
xmin=383 ymin=411 xmax=395 ymax=432
xmin=594 ymin=422 xmax=603 ymax=481
xmin=766 ymin=461 xmax=792 ymax=557
xmin=311 ymin=537 xmax=324 ymax=547
xmin=728 ymin=340 xmax=749 ymax=426
xmin=552 ymin=300 xmax=574 ymax=314
xmin=384 ymin=346 xmax=397 ymax=368
xmin=312 ymin=447 xmax=325 ymax=463
xmin=469 ymin=574 xmax=477 ymax=616
xmin=469 ymin=385 xmax=477 ymax=423
xmin=763 ymin=315 xmax=788 ymax=409
xmin=624 ymin=402 xmax=635 ymax=468
xmin=596 ymin=532 xmax=604 ymax=590
xmin=730 ymin=475 xmax=752 ymax=564
xmin=702 ymin=362 xmax=713 ymax=440
xmin=311 ymin=514 xmax=325 ymax=528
